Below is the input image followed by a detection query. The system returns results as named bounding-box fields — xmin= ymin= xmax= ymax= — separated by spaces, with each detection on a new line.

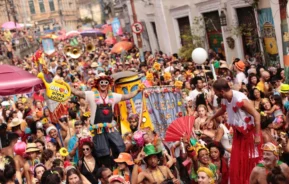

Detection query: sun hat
xmin=46 ymin=126 xmax=57 ymax=135
xmin=114 ymin=152 xmax=134 ymax=165
xmin=10 ymin=118 xmax=21 ymax=127
xmin=91 ymin=62 xmax=99 ymax=68
xmin=143 ymin=143 xmax=162 ymax=158
xmin=280 ymin=84 xmax=289 ymax=94
xmin=108 ymin=175 xmax=125 ymax=184
xmin=234 ymin=60 xmax=245 ymax=72
xmin=25 ymin=143 xmax=40 ymax=153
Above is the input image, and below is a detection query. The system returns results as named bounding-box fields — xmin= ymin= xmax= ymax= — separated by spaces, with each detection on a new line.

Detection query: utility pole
xmin=58 ymin=0 xmax=64 ymax=27
xmin=129 ymin=0 xmax=144 ymax=62
xmin=4 ymin=0 xmax=11 ymax=21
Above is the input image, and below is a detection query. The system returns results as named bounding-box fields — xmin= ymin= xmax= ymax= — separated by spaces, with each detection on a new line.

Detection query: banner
xmin=111 ymin=17 xmax=123 ymax=36
xmin=42 ymin=38 xmax=55 ymax=55
xmin=145 ymin=86 xmax=186 ymax=138
xmin=258 ymin=8 xmax=279 ymax=65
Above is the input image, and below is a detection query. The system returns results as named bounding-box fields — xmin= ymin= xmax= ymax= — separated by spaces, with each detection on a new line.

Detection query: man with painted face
xmin=71 ymin=73 xmax=141 ymax=168
xmin=249 ymin=142 xmax=289 ymax=183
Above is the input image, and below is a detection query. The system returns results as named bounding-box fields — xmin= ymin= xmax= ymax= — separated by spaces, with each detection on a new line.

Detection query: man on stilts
xmin=207 ymin=78 xmax=262 ymax=184
xmin=72 ymin=73 xmax=142 ymax=168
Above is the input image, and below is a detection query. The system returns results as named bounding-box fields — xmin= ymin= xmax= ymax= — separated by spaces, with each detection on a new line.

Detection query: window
xmin=38 ymin=0 xmax=45 ymax=13
xmin=49 ymin=0 xmax=55 ymax=11
xmin=28 ymin=0 xmax=36 ymax=14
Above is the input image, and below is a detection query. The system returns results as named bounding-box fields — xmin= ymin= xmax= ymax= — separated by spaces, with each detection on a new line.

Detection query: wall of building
xmin=121 ymin=0 xmax=286 ymax=66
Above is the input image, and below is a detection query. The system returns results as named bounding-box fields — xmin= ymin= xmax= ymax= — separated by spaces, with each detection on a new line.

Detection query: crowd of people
xmin=0 ymin=28 xmax=289 ymax=184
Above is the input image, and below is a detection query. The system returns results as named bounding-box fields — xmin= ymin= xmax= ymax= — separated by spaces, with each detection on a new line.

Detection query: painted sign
xmin=38 ymin=72 xmax=71 ymax=102
xmin=111 ymin=17 xmax=123 ymax=36
xmin=42 ymin=38 xmax=55 ymax=55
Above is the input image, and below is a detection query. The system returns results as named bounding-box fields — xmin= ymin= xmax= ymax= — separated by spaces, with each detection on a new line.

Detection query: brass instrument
xmin=64 ymin=45 xmax=72 ymax=56
xmin=86 ymin=43 xmax=95 ymax=52
xmin=70 ymin=46 xmax=82 ymax=59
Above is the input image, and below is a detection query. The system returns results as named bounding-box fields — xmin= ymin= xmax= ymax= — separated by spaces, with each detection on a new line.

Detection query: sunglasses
xmin=83 ymin=148 xmax=90 ymax=151
xmin=100 ymin=80 xmax=109 ymax=85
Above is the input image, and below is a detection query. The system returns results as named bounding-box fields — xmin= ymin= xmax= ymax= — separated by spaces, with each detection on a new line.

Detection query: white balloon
xmin=192 ymin=48 xmax=208 ymax=65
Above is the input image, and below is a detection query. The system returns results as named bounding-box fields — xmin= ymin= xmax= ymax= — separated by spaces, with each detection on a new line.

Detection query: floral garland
xmin=89 ymin=121 xmax=116 ymax=134
xmin=94 ymin=89 xmax=114 ymax=104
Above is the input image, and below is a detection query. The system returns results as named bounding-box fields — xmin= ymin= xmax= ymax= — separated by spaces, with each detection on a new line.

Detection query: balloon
xmin=192 ymin=48 xmax=208 ymax=65
xmin=14 ymin=140 xmax=26 ymax=156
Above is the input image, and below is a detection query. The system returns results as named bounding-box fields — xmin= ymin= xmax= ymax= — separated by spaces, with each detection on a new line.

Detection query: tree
xmin=178 ymin=16 xmax=206 ymax=59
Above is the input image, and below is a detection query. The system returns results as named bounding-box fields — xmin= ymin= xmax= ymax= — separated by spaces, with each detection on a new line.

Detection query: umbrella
xmin=66 ymin=30 xmax=80 ymax=39
xmin=1 ymin=21 xmax=23 ymax=30
xmin=0 ymin=65 xmax=45 ymax=95
xmin=111 ymin=41 xmax=134 ymax=54
xmin=80 ymin=30 xmax=105 ymax=38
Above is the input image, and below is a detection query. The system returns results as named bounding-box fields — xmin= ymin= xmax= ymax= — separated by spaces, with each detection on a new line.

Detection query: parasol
xmin=66 ymin=30 xmax=80 ymax=39
xmin=80 ymin=30 xmax=105 ymax=38
xmin=0 ymin=65 xmax=45 ymax=95
xmin=164 ymin=116 xmax=195 ymax=142
xmin=111 ymin=41 xmax=134 ymax=54
xmin=1 ymin=21 xmax=23 ymax=30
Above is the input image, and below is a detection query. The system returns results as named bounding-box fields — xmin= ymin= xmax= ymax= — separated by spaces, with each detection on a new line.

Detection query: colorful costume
xmin=221 ymin=90 xmax=261 ymax=184
xmin=85 ymin=75 xmax=125 ymax=166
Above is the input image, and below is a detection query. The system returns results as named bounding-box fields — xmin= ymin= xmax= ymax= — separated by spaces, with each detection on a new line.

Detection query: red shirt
xmin=33 ymin=92 xmax=44 ymax=102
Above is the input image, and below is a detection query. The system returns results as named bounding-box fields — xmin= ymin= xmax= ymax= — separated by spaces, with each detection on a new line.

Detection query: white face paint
xmin=99 ymin=80 xmax=109 ymax=91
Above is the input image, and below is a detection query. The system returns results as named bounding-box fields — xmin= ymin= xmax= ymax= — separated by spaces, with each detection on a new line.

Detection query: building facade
xmin=78 ymin=0 xmax=102 ymax=27
xmin=0 ymin=0 xmax=79 ymax=32
xmin=113 ymin=0 xmax=289 ymax=67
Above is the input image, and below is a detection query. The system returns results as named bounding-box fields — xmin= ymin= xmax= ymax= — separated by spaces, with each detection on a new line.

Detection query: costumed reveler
xmin=207 ymin=78 xmax=262 ymax=184
xmin=71 ymin=73 xmax=142 ymax=168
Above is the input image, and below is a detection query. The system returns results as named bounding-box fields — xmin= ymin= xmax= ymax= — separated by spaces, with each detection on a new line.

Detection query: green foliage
xmin=178 ymin=16 xmax=205 ymax=59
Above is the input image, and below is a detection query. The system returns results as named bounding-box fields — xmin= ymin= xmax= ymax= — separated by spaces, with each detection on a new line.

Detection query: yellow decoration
xmin=163 ymin=72 xmax=172 ymax=81
xmin=153 ymin=62 xmax=161 ymax=71
xmin=146 ymin=71 xmax=154 ymax=82
xmin=114 ymin=74 xmax=154 ymax=135
xmin=138 ymin=83 xmax=146 ymax=91
xmin=42 ymin=118 xmax=48 ymax=124
xmin=174 ymin=80 xmax=183 ymax=89
xmin=178 ymin=101 xmax=182 ymax=106
xmin=83 ymin=112 xmax=91 ymax=117
xmin=38 ymin=72 xmax=71 ymax=102
xmin=59 ymin=147 xmax=69 ymax=157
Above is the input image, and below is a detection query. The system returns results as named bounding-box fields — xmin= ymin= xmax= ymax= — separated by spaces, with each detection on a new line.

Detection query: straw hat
xmin=10 ymin=118 xmax=21 ymax=127
xmin=25 ymin=143 xmax=40 ymax=153
xmin=91 ymin=62 xmax=99 ymax=68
